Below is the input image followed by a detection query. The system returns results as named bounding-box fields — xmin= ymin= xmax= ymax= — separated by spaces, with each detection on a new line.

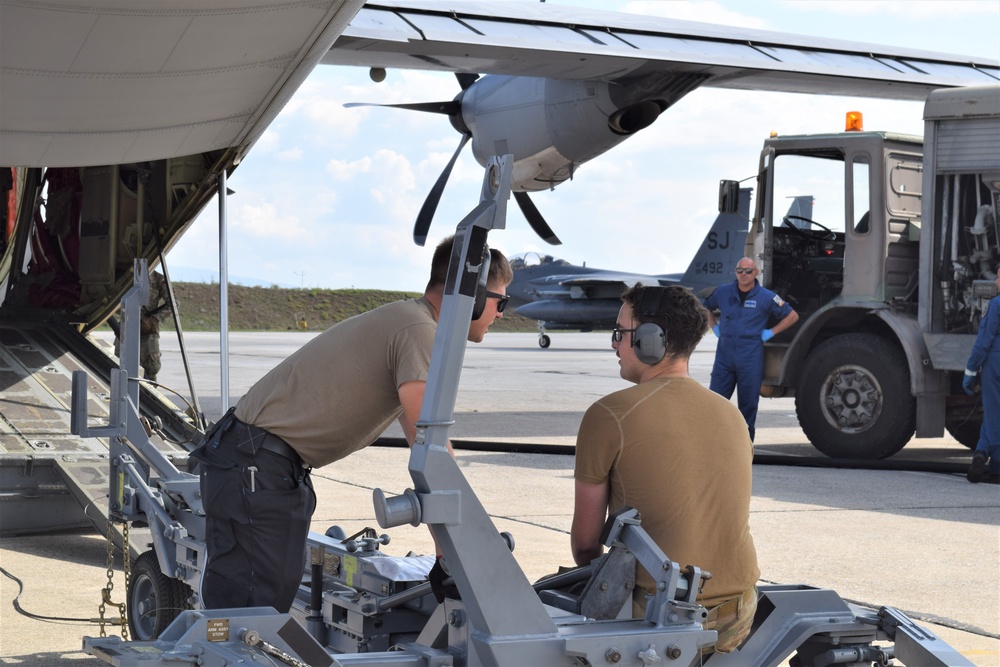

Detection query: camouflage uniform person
xmin=115 ymin=270 xmax=171 ymax=382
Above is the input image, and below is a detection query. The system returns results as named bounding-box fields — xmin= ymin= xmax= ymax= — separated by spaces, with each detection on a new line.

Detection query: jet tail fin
xmin=679 ymin=188 xmax=751 ymax=293
xmin=781 ymin=194 xmax=817 ymax=231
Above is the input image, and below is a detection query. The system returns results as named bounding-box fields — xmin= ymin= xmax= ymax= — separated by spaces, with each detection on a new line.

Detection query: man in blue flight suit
xmin=963 ymin=264 xmax=1000 ymax=484
xmin=703 ymin=257 xmax=799 ymax=442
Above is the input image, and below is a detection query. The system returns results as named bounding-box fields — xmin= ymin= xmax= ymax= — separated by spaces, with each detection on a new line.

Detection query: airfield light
xmin=845 ymin=111 xmax=864 ymax=132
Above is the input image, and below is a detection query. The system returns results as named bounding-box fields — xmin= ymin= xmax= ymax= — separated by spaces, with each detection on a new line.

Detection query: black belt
xmin=228 ymin=415 xmax=303 ymax=465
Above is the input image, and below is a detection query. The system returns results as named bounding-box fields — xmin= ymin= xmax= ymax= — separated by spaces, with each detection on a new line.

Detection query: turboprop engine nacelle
xmin=461 ymin=76 xmax=670 ymax=191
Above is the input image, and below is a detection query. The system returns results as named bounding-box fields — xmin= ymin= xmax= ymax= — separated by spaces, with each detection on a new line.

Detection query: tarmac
xmin=1 ymin=331 xmax=998 ymax=665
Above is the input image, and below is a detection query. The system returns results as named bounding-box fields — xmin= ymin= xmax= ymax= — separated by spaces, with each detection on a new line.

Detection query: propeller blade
xmin=343 ymin=100 xmax=460 ymax=115
xmin=455 ymin=72 xmax=480 ymax=90
xmin=514 ymin=191 xmax=562 ymax=245
xmin=414 ymin=133 xmax=472 ymax=246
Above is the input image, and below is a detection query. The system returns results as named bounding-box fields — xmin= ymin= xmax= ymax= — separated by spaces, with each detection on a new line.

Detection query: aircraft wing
xmin=522 ymin=272 xmax=679 ymax=305
xmin=325 ymin=0 xmax=998 ymax=99
xmin=554 ymin=273 xmax=678 ymax=291
xmin=0 ymin=0 xmax=366 ymax=168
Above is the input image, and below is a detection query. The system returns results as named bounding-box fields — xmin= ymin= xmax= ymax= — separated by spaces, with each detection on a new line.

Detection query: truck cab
xmin=719 ymin=84 xmax=999 ymax=459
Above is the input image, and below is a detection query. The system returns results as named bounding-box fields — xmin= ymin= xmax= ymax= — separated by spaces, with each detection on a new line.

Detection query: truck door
xmin=761 ymin=150 xmax=847 ymax=319
xmin=755 ymin=146 xmax=775 ymax=282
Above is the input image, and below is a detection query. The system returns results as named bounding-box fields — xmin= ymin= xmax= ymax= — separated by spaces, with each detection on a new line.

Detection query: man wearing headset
xmin=571 ymin=284 xmax=759 ymax=654
xmin=191 ymin=235 xmax=513 ymax=614
xmin=703 ymin=257 xmax=799 ymax=442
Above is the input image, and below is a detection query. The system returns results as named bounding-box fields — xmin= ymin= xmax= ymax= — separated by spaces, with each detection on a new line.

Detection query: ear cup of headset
xmin=633 ymin=322 xmax=666 ymax=365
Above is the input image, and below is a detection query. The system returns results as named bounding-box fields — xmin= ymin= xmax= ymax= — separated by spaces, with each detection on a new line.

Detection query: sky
xmin=165 ymin=0 xmax=1000 ymax=290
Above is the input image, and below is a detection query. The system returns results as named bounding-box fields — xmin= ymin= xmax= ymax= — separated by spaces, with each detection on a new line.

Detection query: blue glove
xmin=963 ymin=370 xmax=977 ymax=396
xmin=761 ymin=329 xmax=774 ymax=342
xmin=712 ymin=324 xmax=720 ymax=338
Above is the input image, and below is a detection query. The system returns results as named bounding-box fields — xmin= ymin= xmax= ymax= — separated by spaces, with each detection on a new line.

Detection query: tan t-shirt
xmin=574 ymin=376 xmax=759 ymax=608
xmin=235 ymin=298 xmax=437 ymax=467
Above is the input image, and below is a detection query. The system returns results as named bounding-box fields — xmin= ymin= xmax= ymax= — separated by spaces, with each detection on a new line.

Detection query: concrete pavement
xmin=1 ymin=332 xmax=997 ymax=665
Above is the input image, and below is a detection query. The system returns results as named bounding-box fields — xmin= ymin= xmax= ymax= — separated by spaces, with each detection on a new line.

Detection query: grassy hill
xmin=159 ymin=282 xmax=538 ymax=333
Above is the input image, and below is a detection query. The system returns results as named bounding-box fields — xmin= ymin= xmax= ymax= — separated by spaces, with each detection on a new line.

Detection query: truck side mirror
xmin=718 ymin=180 xmax=740 ymax=214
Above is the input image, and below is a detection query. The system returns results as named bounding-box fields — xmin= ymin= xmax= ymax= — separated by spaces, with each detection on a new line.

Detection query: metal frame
xmin=78 ymin=161 xmax=973 ymax=667
xmin=71 ymin=259 xmax=206 ymax=595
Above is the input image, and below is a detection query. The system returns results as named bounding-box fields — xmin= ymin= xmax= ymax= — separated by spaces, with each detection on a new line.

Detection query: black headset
xmin=633 ymin=286 xmax=670 ymax=365
xmin=471 ymin=246 xmax=492 ymax=321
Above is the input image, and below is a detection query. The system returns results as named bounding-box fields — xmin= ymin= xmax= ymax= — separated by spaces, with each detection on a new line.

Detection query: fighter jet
xmin=511 ymin=194 xmax=814 ymax=348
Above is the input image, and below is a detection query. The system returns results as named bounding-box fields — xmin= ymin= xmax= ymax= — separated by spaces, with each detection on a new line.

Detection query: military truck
xmin=719 ymin=84 xmax=1000 ymax=459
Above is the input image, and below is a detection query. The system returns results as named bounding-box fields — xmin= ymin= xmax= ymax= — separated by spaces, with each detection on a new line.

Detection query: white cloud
xmin=232 ymin=202 xmax=308 ymax=240
xmin=253 ymin=128 xmax=280 ymax=154
xmin=371 ymin=149 xmax=418 ymax=192
xmin=326 ymin=155 xmax=372 ymax=181
xmin=277 ymin=147 xmax=303 ymax=161
xmin=280 ymin=68 xmax=464 ymax=145
xmin=325 ymin=149 xmax=426 ymax=225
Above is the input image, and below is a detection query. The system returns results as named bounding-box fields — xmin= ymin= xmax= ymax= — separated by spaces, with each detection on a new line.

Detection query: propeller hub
xmin=448 ymin=90 xmax=469 ymax=136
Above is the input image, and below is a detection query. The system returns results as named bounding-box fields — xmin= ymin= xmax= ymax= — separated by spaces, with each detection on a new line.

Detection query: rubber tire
xmin=539 ymin=334 xmax=551 ymax=349
xmin=795 ymin=333 xmax=915 ymax=459
xmin=127 ymin=550 xmax=191 ymax=641
xmin=946 ymin=420 xmax=981 ymax=449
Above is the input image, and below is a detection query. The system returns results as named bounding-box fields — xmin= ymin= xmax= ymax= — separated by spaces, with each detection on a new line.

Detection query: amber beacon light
xmin=845 ymin=111 xmax=864 ymax=132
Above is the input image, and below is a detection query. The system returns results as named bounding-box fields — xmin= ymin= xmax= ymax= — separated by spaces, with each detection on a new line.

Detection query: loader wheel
xmin=946 ymin=420 xmax=981 ymax=449
xmin=795 ymin=334 xmax=915 ymax=459
xmin=128 ymin=550 xmax=191 ymax=641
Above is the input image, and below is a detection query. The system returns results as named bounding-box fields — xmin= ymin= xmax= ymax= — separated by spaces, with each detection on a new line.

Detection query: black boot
xmin=967 ymin=451 xmax=988 ymax=483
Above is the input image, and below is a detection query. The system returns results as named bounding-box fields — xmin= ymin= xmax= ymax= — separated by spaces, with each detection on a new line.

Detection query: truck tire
xmin=127 ymin=550 xmax=191 ymax=641
xmin=946 ymin=420 xmax=981 ymax=449
xmin=795 ymin=334 xmax=915 ymax=459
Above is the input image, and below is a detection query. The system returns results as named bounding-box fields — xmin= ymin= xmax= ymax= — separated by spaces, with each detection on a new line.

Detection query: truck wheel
xmin=128 ymin=550 xmax=191 ymax=641
xmin=946 ymin=420 xmax=981 ymax=449
xmin=795 ymin=334 xmax=915 ymax=459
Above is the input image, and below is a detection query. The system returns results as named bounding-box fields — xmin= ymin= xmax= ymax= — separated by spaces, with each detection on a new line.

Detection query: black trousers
xmin=191 ymin=411 xmax=315 ymax=613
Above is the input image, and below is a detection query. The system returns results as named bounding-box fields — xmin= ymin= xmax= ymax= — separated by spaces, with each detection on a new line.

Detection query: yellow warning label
xmin=344 ymin=555 xmax=357 ymax=588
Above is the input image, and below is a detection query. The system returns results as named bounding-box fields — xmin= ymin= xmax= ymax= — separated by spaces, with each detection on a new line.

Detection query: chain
xmin=121 ymin=522 xmax=131 ymax=641
xmin=97 ymin=519 xmax=130 ymax=640
xmin=97 ymin=520 xmax=113 ymax=637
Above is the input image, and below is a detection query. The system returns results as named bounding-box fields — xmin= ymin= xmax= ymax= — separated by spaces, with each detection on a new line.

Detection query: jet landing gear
xmin=537 ymin=323 xmax=551 ymax=348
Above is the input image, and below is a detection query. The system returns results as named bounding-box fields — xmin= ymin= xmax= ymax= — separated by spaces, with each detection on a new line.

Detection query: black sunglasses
xmin=611 ymin=327 xmax=636 ymax=343
xmin=735 ymin=267 xmax=756 ymax=275
xmin=485 ymin=290 xmax=510 ymax=313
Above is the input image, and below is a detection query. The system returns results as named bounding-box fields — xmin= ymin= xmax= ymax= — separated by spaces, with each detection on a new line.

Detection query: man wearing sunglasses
xmin=572 ymin=285 xmax=759 ymax=654
xmin=191 ymin=235 xmax=512 ymax=614
xmin=701 ymin=257 xmax=798 ymax=441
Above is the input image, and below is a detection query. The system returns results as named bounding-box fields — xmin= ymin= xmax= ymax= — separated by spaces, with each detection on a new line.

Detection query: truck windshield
xmin=771 ymin=154 xmax=847 ymax=233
